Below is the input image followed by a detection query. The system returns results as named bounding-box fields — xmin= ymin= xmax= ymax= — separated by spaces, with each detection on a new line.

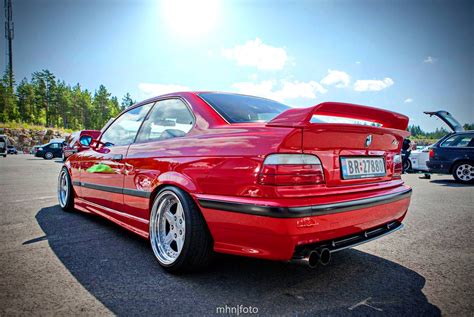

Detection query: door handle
xmin=112 ymin=154 xmax=123 ymax=161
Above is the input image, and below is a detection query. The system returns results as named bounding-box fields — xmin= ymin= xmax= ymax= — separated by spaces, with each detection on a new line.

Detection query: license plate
xmin=341 ymin=157 xmax=386 ymax=179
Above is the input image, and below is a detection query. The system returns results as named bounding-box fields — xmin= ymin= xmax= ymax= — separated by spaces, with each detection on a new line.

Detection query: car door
xmin=79 ymin=103 xmax=154 ymax=212
xmin=123 ymin=98 xmax=195 ymax=221
xmin=436 ymin=133 xmax=474 ymax=167
xmin=47 ymin=142 xmax=61 ymax=157
xmin=55 ymin=142 xmax=64 ymax=157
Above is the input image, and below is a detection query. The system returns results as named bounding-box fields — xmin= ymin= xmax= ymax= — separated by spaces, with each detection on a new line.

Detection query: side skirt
xmin=75 ymin=198 xmax=149 ymax=239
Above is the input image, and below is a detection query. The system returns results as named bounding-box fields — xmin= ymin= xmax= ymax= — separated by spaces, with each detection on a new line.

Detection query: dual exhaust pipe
xmin=293 ymin=248 xmax=331 ymax=268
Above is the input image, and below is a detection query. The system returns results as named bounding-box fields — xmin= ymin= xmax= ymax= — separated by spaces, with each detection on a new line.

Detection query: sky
xmin=3 ymin=0 xmax=473 ymax=131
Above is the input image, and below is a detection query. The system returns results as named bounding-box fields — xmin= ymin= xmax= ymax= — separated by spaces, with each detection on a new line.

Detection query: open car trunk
xmin=424 ymin=111 xmax=464 ymax=132
xmin=268 ymin=102 xmax=410 ymax=186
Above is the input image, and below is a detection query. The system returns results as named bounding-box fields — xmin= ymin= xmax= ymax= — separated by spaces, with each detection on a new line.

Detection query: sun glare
xmin=161 ymin=0 xmax=220 ymax=37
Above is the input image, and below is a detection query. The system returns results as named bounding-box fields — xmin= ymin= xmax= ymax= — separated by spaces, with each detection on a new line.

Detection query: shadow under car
xmin=29 ymin=205 xmax=441 ymax=316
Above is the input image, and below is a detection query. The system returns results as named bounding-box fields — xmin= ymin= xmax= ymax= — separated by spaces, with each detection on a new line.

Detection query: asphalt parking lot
xmin=0 ymin=155 xmax=473 ymax=316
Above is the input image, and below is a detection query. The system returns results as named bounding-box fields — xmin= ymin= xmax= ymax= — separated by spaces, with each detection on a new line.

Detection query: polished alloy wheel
xmin=58 ymin=170 xmax=69 ymax=208
xmin=45 ymin=152 xmax=53 ymax=159
xmin=455 ymin=163 xmax=474 ymax=182
xmin=150 ymin=191 xmax=186 ymax=265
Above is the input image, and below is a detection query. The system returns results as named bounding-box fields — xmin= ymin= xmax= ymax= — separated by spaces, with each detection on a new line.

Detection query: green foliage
xmin=0 ymin=69 xmax=135 ymax=131
xmin=121 ymin=92 xmax=135 ymax=110
xmin=463 ymin=123 xmax=474 ymax=131
xmin=0 ymin=71 xmax=19 ymax=122
xmin=407 ymin=124 xmax=473 ymax=140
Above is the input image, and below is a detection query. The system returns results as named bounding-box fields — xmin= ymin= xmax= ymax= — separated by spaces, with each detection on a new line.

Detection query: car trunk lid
xmin=268 ymin=102 xmax=410 ymax=186
xmin=424 ymin=111 xmax=464 ymax=132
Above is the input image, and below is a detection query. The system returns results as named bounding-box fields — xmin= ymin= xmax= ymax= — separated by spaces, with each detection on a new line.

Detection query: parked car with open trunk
xmin=425 ymin=111 xmax=474 ymax=184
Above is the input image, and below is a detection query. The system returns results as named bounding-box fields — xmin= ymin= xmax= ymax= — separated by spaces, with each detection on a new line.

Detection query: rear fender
xmin=156 ymin=171 xmax=198 ymax=193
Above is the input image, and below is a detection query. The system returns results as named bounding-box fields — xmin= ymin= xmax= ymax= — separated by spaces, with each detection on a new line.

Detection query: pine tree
xmin=121 ymin=92 xmax=135 ymax=110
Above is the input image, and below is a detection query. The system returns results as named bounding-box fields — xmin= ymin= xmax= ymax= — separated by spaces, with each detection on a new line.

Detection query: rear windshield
xmin=199 ymin=93 xmax=290 ymax=123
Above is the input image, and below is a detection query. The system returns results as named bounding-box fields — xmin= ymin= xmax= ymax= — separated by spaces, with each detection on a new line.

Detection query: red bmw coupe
xmin=58 ymin=92 xmax=412 ymax=272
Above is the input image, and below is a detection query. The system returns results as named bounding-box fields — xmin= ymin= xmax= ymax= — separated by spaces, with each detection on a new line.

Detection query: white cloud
xmin=222 ymin=38 xmax=289 ymax=70
xmin=355 ymin=61 xmax=361 ymax=64
xmin=248 ymin=73 xmax=258 ymax=81
xmin=320 ymin=69 xmax=351 ymax=88
xmin=232 ymin=79 xmax=327 ymax=102
xmin=138 ymin=83 xmax=190 ymax=98
xmin=404 ymin=98 xmax=413 ymax=103
xmin=423 ymin=56 xmax=437 ymax=64
xmin=353 ymin=78 xmax=394 ymax=92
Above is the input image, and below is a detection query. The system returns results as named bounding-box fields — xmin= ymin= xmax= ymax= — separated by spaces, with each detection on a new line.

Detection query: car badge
xmin=365 ymin=135 xmax=372 ymax=148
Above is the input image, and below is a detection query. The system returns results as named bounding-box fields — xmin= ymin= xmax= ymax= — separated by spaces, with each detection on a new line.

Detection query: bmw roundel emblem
xmin=365 ymin=135 xmax=373 ymax=148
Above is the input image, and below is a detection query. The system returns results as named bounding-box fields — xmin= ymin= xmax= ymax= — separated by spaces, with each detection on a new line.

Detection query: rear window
xmin=310 ymin=115 xmax=382 ymax=127
xmin=199 ymin=93 xmax=290 ymax=123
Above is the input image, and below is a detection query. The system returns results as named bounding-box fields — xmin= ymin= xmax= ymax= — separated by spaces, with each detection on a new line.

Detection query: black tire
xmin=149 ymin=186 xmax=213 ymax=273
xmin=44 ymin=152 xmax=53 ymax=160
xmin=452 ymin=161 xmax=474 ymax=184
xmin=58 ymin=167 xmax=75 ymax=211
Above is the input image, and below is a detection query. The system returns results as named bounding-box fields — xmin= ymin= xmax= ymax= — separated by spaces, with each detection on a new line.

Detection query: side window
xmin=100 ymin=103 xmax=153 ymax=146
xmin=136 ymin=99 xmax=194 ymax=143
xmin=440 ymin=134 xmax=474 ymax=147
xmin=50 ymin=143 xmax=59 ymax=149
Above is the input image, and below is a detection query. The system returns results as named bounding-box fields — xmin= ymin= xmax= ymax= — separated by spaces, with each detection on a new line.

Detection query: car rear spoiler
xmin=267 ymin=102 xmax=410 ymax=131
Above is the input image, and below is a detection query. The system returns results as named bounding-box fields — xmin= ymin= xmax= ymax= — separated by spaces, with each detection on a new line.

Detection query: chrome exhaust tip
xmin=318 ymin=248 xmax=331 ymax=266
xmin=291 ymin=248 xmax=332 ymax=268
xmin=307 ymin=250 xmax=320 ymax=268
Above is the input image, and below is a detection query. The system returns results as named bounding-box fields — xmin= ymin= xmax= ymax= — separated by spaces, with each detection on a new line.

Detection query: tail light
xmin=393 ymin=154 xmax=402 ymax=179
xmin=258 ymin=154 xmax=325 ymax=186
xmin=429 ymin=148 xmax=435 ymax=158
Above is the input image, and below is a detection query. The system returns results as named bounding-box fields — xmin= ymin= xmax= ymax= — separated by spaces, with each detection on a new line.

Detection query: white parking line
xmin=11 ymin=196 xmax=56 ymax=203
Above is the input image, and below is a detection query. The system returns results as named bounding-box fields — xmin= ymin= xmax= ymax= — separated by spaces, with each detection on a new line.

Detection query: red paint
xmin=66 ymin=92 xmax=412 ymax=261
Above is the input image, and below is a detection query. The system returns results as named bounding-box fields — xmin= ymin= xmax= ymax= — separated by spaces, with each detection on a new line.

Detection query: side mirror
xmin=79 ymin=135 xmax=93 ymax=147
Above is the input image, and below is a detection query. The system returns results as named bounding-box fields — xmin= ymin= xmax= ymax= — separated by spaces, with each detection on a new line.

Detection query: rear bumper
xmin=426 ymin=161 xmax=451 ymax=174
xmin=197 ymin=185 xmax=411 ymax=260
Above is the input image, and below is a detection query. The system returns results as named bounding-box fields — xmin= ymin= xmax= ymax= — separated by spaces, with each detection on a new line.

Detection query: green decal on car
xmin=86 ymin=163 xmax=115 ymax=174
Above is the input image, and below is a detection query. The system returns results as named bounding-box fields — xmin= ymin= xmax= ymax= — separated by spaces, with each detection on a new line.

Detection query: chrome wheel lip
xmin=57 ymin=170 xmax=69 ymax=207
xmin=456 ymin=164 xmax=474 ymax=181
xmin=150 ymin=191 xmax=186 ymax=265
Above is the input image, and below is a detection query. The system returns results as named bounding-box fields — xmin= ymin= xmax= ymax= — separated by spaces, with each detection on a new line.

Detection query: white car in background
xmin=408 ymin=145 xmax=432 ymax=172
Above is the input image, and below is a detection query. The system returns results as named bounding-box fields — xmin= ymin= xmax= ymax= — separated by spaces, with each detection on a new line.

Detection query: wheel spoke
xmin=164 ymin=232 xmax=174 ymax=244
xmin=164 ymin=211 xmax=175 ymax=224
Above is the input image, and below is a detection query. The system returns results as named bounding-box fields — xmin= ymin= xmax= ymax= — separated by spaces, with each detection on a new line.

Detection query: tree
xmin=0 ymin=72 xmax=18 ymax=122
xmin=16 ymin=78 xmax=36 ymax=123
xmin=463 ymin=123 xmax=474 ymax=131
xmin=32 ymin=70 xmax=56 ymax=127
xmin=121 ymin=92 xmax=135 ymax=110
xmin=0 ymin=69 xmax=136 ymax=130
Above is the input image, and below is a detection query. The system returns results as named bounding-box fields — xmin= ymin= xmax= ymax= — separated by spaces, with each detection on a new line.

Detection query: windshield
xmin=199 ymin=93 xmax=290 ymax=123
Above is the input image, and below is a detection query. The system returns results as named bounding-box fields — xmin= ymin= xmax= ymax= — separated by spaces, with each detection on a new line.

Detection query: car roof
xmin=130 ymin=91 xmax=281 ymax=109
